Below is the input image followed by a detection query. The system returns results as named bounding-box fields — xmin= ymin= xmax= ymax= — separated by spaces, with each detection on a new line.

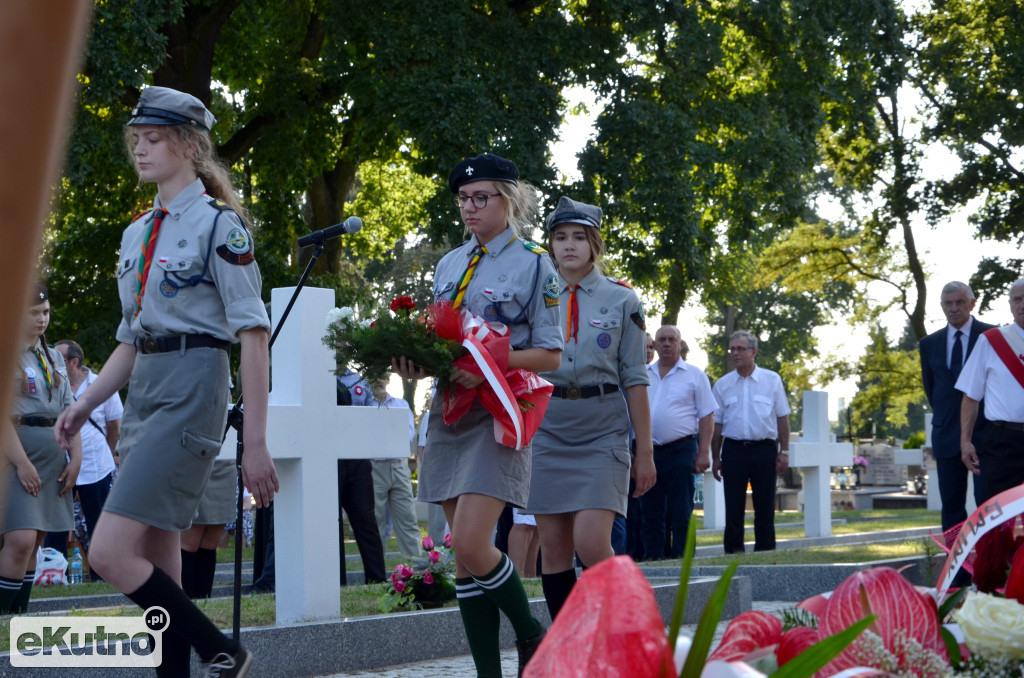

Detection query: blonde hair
xmin=494 ymin=180 xmax=541 ymax=240
xmin=546 ymin=223 xmax=607 ymax=275
xmin=124 ymin=125 xmax=251 ymax=226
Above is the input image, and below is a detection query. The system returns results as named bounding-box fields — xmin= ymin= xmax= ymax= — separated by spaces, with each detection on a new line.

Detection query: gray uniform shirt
xmin=14 ymin=344 xmax=72 ymax=417
xmin=541 ymin=267 xmax=649 ymax=389
xmin=432 ymin=227 xmax=562 ymax=351
xmin=115 ymin=178 xmax=270 ymax=344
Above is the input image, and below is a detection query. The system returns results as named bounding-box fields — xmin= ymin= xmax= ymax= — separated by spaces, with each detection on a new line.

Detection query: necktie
xmin=451 ymin=245 xmax=486 ymax=310
xmin=134 ymin=208 xmax=167 ymax=316
xmin=951 ymin=329 xmax=963 ymax=376
xmin=565 ymin=284 xmax=580 ymax=343
xmin=32 ymin=345 xmax=53 ymax=401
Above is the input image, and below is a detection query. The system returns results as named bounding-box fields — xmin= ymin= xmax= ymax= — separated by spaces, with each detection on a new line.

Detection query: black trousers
xmin=979 ymin=424 xmax=1024 ymax=501
xmin=722 ymin=438 xmax=777 ymax=553
xmin=339 ymin=459 xmax=386 ymax=585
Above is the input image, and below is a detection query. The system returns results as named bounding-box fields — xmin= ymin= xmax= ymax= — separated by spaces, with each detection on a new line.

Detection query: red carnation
xmin=390 ymin=296 xmax=416 ymax=313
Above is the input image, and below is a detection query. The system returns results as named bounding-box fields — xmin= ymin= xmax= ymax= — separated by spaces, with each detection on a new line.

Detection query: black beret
xmin=128 ymin=86 xmax=216 ymax=131
xmin=448 ymin=153 xmax=519 ymax=194
xmin=545 ymin=196 xmax=603 ymax=231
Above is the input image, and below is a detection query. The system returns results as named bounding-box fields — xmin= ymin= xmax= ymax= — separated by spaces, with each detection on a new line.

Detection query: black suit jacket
xmin=919 ymin=317 xmax=996 ymax=458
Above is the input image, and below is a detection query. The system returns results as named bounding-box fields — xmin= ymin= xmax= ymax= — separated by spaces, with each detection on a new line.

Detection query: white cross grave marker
xmin=220 ymin=286 xmax=410 ymax=624
xmin=702 ymin=471 xmax=726 ymax=530
xmin=790 ymin=390 xmax=852 ymax=538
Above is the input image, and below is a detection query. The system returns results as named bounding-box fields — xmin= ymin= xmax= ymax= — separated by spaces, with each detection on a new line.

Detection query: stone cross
xmin=790 ymin=390 xmax=852 ymax=538
xmin=220 ymin=286 xmax=410 ymax=624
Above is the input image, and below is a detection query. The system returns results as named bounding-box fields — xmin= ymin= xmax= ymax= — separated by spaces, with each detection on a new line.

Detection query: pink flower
xmin=390 ymin=572 xmax=399 ymax=586
xmin=423 ymin=572 xmax=435 ymax=585
xmin=398 ymin=564 xmax=414 ymax=579
xmin=394 ymin=580 xmax=407 ymax=594
xmin=422 ymin=536 xmax=434 ymax=551
xmin=429 ymin=550 xmax=440 ymax=564
xmin=443 ymin=533 xmax=452 ymax=548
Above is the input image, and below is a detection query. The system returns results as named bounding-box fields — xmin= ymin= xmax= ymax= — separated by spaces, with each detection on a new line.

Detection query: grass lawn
xmin=2 ymin=509 xmax=943 ymax=653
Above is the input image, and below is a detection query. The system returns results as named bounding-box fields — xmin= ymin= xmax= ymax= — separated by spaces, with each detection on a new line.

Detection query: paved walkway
xmin=322 ymin=601 xmax=791 ymax=678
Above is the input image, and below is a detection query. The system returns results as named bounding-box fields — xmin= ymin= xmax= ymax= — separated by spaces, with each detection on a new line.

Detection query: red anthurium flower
xmin=973 ymin=520 xmax=1024 ymax=593
xmin=777 ymin=627 xmax=818 ymax=666
xmin=1006 ymin=543 xmax=1024 ymax=605
xmin=818 ymin=567 xmax=947 ymax=675
xmin=707 ymin=610 xmax=782 ymax=663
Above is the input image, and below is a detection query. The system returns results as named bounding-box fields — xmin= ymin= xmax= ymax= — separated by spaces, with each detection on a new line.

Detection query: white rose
xmin=359 ymin=319 xmax=372 ymax=329
xmin=326 ymin=307 xmax=355 ymax=326
xmin=955 ymin=591 xmax=1024 ymax=660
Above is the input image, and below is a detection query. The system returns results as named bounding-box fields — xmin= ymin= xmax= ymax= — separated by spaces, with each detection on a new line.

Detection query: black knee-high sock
xmin=540 ymin=568 xmax=577 ymax=621
xmin=194 ymin=548 xmax=218 ymax=599
xmin=180 ymin=549 xmax=198 ymax=598
xmin=0 ymin=574 xmax=23 ymax=614
xmin=126 ymin=566 xmax=234 ymax=662
xmin=10 ymin=570 xmax=34 ymax=614
xmin=156 ymin=628 xmax=191 ymax=678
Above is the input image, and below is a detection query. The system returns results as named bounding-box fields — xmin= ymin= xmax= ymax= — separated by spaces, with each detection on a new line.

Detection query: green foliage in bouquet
xmin=324 ymin=297 xmax=464 ymax=385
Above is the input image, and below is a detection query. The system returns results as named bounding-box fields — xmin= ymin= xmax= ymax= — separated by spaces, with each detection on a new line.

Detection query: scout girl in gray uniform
xmin=394 ymin=153 xmax=561 ymax=678
xmin=526 ymin=197 xmax=656 ymax=621
xmin=0 ymin=285 xmax=79 ymax=613
xmin=180 ymin=458 xmax=235 ymax=599
xmin=55 ymin=87 xmax=278 ymax=678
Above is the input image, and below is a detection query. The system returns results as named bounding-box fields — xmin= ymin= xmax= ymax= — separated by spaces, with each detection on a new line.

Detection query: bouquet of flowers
xmin=852 ymin=456 xmax=870 ymax=471
xmin=323 ymin=297 xmax=464 ymax=385
xmin=379 ymin=534 xmax=457 ymax=613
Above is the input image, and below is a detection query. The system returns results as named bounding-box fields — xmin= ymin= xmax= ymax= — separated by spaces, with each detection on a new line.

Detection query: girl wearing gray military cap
xmin=526 ymin=197 xmax=656 ymax=621
xmin=393 ymin=153 xmax=561 ymax=677
xmin=56 ymin=86 xmax=277 ymax=678
xmin=0 ymin=285 xmax=79 ymax=614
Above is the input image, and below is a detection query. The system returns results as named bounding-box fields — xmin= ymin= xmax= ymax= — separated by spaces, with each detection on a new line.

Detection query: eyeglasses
xmin=728 ymin=346 xmax=752 ymax=353
xmin=453 ymin=193 xmax=501 ymax=209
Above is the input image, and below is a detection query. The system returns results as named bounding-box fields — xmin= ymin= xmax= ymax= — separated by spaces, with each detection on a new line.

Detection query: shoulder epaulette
xmin=608 ymin=276 xmax=633 ymax=289
xmin=204 ymin=196 xmax=233 ymax=212
xmin=523 ymin=241 xmax=547 ymax=255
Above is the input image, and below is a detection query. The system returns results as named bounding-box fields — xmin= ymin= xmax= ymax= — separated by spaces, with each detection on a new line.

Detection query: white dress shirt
xmin=647 ymin=358 xmax=717 ymax=445
xmin=75 ymin=369 xmax=122 ymax=485
xmin=956 ymin=324 xmax=1024 ymax=423
xmin=713 ymin=365 xmax=790 ymax=441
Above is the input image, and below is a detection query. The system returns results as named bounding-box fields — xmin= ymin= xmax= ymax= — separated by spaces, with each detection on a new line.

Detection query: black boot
xmin=516 ymin=628 xmax=545 ymax=677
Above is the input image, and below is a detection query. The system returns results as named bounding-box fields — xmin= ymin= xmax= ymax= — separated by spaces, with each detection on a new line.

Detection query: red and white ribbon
xmin=459 ymin=315 xmax=527 ymax=450
xmin=938 ymin=484 xmax=1024 ymax=596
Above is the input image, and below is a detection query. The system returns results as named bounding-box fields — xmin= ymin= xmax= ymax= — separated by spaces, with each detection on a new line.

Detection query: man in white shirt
xmin=958 ymin=278 xmax=1024 ymax=500
xmin=638 ymin=326 xmax=715 ymax=559
xmin=368 ymin=379 xmax=422 ymax=558
xmin=710 ymin=331 xmax=790 ymax=553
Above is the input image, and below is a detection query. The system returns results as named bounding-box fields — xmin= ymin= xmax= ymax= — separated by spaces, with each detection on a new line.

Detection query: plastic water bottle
xmin=69 ymin=548 xmax=83 ymax=585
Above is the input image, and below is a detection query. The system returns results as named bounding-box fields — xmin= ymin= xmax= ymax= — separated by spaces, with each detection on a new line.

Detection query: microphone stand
xmin=225 ymin=241 xmax=327 ymax=642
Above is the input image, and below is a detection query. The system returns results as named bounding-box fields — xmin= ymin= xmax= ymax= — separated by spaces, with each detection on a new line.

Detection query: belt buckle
xmin=567 ymin=386 xmax=581 ymax=400
xmin=143 ymin=337 xmax=159 ymax=354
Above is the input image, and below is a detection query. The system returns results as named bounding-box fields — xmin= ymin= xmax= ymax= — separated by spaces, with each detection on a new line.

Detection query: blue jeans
xmin=639 ymin=437 xmax=697 ymax=559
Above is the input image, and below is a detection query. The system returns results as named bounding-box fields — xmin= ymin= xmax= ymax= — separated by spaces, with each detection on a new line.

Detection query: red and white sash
xmin=983 ymin=325 xmax=1024 ymax=391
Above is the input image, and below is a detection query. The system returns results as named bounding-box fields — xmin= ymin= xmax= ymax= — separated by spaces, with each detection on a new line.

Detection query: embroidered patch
xmin=225 ymin=227 xmax=251 ymax=255
xmin=159 ymin=280 xmax=179 ymax=298
xmin=596 ymin=332 xmax=612 ymax=349
xmin=630 ymin=311 xmax=646 ymax=331
xmin=523 ymin=241 xmax=547 ymax=255
xmin=484 ymin=304 xmax=499 ymax=321
xmin=353 ymin=385 xmax=364 ymax=396
xmin=543 ymin=273 xmax=560 ymax=307
xmin=178 ymin=239 xmax=188 ymax=248
xmin=216 ymin=244 xmax=255 ymax=265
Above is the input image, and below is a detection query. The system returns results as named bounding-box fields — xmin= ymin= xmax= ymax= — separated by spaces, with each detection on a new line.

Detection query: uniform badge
xmin=178 ymin=239 xmax=188 ymax=248
xmin=596 ymin=333 xmax=612 ymax=349
xmin=630 ymin=309 xmax=646 ymax=331
xmin=159 ymin=280 xmax=179 ymax=298
xmin=498 ymin=274 xmax=508 ymax=282
xmin=353 ymin=385 xmax=364 ymax=396
xmin=543 ymin=273 xmax=560 ymax=307
xmin=600 ymin=306 xmax=608 ymax=314
xmin=225 ymin=228 xmax=251 ymax=254
xmin=484 ymin=304 xmax=499 ymax=321
xmin=216 ymin=245 xmax=255 ymax=265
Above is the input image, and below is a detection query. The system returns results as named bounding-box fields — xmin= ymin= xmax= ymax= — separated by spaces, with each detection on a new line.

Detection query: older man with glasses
xmin=711 ymin=331 xmax=791 ymax=553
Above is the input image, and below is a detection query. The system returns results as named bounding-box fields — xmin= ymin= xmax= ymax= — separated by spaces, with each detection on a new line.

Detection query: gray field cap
xmin=127 ymin=86 xmax=216 ymax=131
xmin=545 ymin=196 xmax=603 ymax=231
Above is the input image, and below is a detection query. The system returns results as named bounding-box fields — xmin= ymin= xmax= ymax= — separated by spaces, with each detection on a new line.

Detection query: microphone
xmin=296 ymin=216 xmax=363 ymax=248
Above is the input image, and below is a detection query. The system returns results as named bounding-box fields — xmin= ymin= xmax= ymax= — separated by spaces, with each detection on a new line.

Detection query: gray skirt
xmin=194 ymin=459 xmax=237 ymax=525
xmin=105 ymin=348 xmax=229 ymax=531
xmin=2 ymin=424 xmax=74 ymax=533
xmin=418 ymin=395 xmax=532 ymax=508
xmin=525 ymin=393 xmax=631 ymax=517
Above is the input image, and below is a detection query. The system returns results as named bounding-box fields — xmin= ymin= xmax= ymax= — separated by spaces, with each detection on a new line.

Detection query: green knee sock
xmin=456 ymin=577 xmax=502 ymax=678
xmin=0 ymin=575 xmax=23 ymax=613
xmin=474 ymin=553 xmax=542 ymax=641
xmin=11 ymin=571 xmax=34 ymax=613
